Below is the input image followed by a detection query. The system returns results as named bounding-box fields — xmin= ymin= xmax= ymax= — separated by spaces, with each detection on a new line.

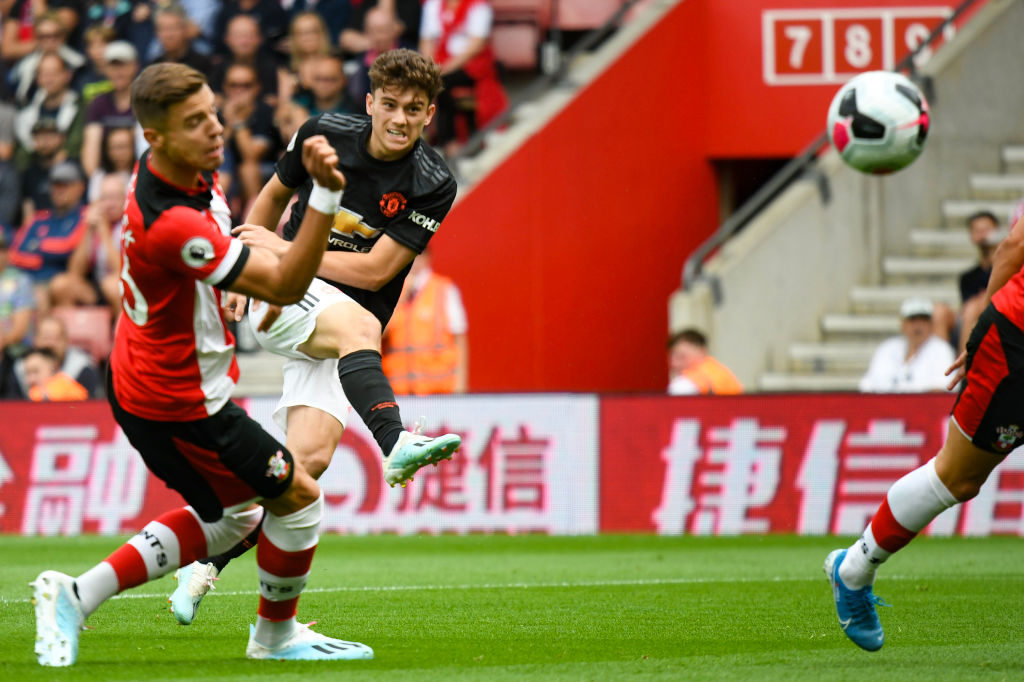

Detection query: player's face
xmin=366 ymin=86 xmax=435 ymax=161
xmin=147 ymin=85 xmax=225 ymax=175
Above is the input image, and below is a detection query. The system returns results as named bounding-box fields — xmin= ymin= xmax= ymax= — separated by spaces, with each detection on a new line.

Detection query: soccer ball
xmin=826 ymin=70 xmax=930 ymax=175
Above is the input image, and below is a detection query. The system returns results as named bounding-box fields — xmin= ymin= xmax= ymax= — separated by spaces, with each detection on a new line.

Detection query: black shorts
xmin=106 ymin=370 xmax=295 ymax=522
xmin=951 ymin=303 xmax=1024 ymax=455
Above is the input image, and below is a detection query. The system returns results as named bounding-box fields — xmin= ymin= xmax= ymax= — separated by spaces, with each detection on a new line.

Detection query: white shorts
xmin=247 ymin=278 xmax=353 ymax=433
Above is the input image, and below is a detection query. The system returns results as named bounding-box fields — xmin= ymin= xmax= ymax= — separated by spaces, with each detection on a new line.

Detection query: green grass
xmin=2 ymin=534 xmax=1023 ymax=680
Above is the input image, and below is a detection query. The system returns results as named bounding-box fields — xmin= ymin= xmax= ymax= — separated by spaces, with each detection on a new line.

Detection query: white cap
xmin=104 ymin=41 xmax=138 ymax=64
xmin=900 ymin=297 xmax=933 ymax=319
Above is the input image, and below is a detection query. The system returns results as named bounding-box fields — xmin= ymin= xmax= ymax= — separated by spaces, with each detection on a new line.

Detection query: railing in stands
xmin=680 ymin=0 xmax=984 ymax=294
xmin=451 ymin=0 xmax=648 ymax=164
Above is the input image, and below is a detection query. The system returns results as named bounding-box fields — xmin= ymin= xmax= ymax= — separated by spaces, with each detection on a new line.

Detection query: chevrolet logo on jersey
xmin=332 ymin=207 xmax=381 ymax=241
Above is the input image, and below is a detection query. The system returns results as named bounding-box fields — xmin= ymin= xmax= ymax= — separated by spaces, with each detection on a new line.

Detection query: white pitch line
xmin=0 ymin=573 xmax=933 ymax=606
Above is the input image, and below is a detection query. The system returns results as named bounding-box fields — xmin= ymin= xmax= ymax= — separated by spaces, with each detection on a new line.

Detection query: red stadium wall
xmin=431 ymin=0 xmax=972 ymax=392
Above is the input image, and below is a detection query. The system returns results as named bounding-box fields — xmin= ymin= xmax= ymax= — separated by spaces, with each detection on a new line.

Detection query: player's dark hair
xmin=131 ymin=63 xmax=207 ymax=129
xmin=368 ymin=48 xmax=444 ymax=103
xmin=667 ymin=328 xmax=708 ymax=350
xmin=966 ymin=210 xmax=998 ymax=228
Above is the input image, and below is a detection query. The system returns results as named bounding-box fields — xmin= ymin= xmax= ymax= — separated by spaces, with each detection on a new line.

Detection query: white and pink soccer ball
xmin=827 ymin=70 xmax=930 ymax=175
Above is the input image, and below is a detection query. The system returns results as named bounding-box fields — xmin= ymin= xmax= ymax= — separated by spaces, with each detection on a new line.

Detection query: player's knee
xmin=946 ymin=476 xmax=985 ymax=502
xmin=270 ymin=468 xmax=320 ymax=515
xmin=298 ymin=444 xmax=333 ymax=479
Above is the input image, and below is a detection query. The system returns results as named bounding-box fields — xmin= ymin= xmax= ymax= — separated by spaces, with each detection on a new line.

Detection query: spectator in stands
xmin=0 ymin=98 xmax=19 ymax=233
xmin=220 ymin=62 xmax=283 ymax=216
xmin=178 ymin=0 xmax=221 ymax=56
xmin=13 ymin=53 xmax=84 ymax=165
xmin=0 ymin=230 xmax=36 ymax=397
xmin=341 ymin=0 xmax=421 ymax=58
xmin=382 ymin=248 xmax=469 ymax=394
xmin=1 ymin=0 xmax=44 ymax=63
xmin=50 ymin=172 xmax=125 ymax=313
xmin=859 ymin=297 xmax=955 ymax=393
xmin=289 ymin=0 xmax=350 ymax=45
xmin=14 ymin=313 xmax=101 ymax=398
xmin=82 ymin=1 xmax=135 ymax=43
xmin=8 ymin=160 xmax=87 ymax=313
xmin=76 ymin=23 xmax=117 ymax=104
xmin=348 ymin=5 xmax=408 ymax=102
xmin=212 ymin=0 xmax=289 ymax=59
xmin=21 ymin=346 xmax=89 ymax=401
xmin=151 ymin=3 xmax=212 ymax=74
xmin=284 ymin=10 xmax=332 ymax=98
xmin=667 ymin=328 xmax=743 ymax=395
xmin=290 ymin=53 xmax=359 ymax=118
xmin=419 ymin=0 xmax=506 ymax=156
xmin=17 ymin=118 xmax=68 ymax=223
xmin=80 ymin=40 xmax=138 ymax=177
xmin=86 ymin=124 xmax=134 ymax=202
xmin=209 ymin=14 xmax=287 ymax=108
xmin=954 ymin=210 xmax=1004 ymax=354
xmin=8 ymin=12 xmax=85 ymax=105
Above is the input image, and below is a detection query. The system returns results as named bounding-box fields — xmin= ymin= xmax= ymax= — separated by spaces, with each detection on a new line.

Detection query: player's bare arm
xmin=316 ymin=235 xmax=416 ymax=291
xmin=228 ymin=136 xmax=345 ymax=304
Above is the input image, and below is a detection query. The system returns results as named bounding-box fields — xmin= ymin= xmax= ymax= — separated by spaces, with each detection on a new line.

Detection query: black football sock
xmin=338 ymin=349 xmax=404 ymax=456
xmin=199 ymin=518 xmax=262 ymax=573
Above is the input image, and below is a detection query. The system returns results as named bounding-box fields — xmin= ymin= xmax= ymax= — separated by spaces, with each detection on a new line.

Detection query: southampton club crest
xmin=265 ymin=451 xmax=291 ymax=481
xmin=994 ymin=424 xmax=1023 ymax=453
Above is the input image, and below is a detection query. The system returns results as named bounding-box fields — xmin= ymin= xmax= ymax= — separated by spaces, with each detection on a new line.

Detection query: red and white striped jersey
xmin=110 ymin=151 xmax=250 ymax=421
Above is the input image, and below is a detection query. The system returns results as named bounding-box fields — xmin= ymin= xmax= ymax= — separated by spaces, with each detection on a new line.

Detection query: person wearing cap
xmin=858 ymin=297 xmax=956 ymax=393
xmin=8 ymin=160 xmax=87 ymax=313
xmin=81 ymin=40 xmax=141 ymax=177
xmin=17 ymin=117 xmax=69 ymax=223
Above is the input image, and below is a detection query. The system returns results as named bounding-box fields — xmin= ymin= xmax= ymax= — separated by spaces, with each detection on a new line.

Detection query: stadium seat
xmin=492 ymin=23 xmax=541 ymax=71
xmin=491 ymin=0 xmax=552 ymax=28
xmin=52 ymin=305 xmax=113 ymax=365
xmin=555 ymin=0 xmax=623 ymax=30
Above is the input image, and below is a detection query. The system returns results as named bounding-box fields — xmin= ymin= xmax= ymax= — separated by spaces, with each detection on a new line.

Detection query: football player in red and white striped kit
xmin=825 ymin=209 xmax=1024 ymax=651
xmin=31 ymin=63 xmax=372 ymax=666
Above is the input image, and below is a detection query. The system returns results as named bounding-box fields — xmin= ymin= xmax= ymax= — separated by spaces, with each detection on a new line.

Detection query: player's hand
xmin=233 ymin=223 xmax=289 ymax=257
xmin=301 ymin=135 xmax=347 ymax=191
xmin=945 ymin=350 xmax=967 ymax=391
xmin=222 ymin=292 xmax=247 ymax=323
xmin=252 ymin=301 xmax=283 ymax=333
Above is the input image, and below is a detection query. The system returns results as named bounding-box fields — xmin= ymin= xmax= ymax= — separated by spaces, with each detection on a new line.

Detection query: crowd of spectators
xmin=0 ymin=0 xmax=509 ymax=401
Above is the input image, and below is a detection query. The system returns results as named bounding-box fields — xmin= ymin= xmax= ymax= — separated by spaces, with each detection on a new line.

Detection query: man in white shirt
xmin=859 ymin=297 xmax=955 ymax=393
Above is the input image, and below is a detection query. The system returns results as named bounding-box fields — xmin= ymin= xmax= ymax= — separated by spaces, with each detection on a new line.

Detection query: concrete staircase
xmin=758 ymin=145 xmax=1024 ymax=392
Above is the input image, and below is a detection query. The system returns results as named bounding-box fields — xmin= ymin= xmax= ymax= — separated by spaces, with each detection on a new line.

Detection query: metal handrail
xmin=680 ymin=0 xmax=984 ymax=292
xmin=451 ymin=0 xmax=648 ymax=162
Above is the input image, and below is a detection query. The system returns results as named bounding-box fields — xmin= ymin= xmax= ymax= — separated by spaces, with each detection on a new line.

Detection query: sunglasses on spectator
xmin=36 ymin=31 xmax=63 ymax=39
xmin=225 ymin=81 xmax=256 ymax=89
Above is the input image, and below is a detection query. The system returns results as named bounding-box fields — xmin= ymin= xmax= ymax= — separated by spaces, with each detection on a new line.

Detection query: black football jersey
xmin=276 ymin=113 xmax=457 ymax=326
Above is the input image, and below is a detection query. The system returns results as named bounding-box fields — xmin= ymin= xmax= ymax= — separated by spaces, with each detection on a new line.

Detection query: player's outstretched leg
xmin=338 ymin=350 xmax=460 ymax=487
xmin=32 ymin=570 xmax=85 ymax=667
xmin=823 ymin=549 xmax=888 ymax=651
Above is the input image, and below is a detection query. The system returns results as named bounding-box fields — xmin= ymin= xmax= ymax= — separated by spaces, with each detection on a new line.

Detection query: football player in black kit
xmin=168 ymin=48 xmax=463 ymax=625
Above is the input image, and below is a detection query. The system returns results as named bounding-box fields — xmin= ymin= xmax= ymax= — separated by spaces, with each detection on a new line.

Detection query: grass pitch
xmin=1 ymin=534 xmax=1022 ymax=680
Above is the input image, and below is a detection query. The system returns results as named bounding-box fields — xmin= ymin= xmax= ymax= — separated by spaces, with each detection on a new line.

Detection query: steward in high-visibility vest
xmin=674 ymin=356 xmax=743 ymax=395
xmin=383 ymin=272 xmax=464 ymax=394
